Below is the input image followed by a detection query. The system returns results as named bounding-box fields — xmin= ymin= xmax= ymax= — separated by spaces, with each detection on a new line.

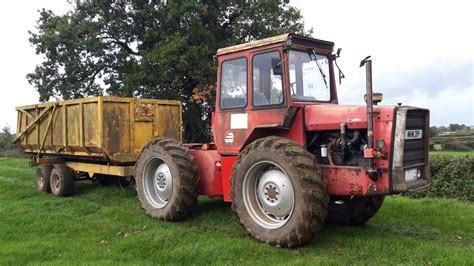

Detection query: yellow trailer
xmin=15 ymin=96 xmax=182 ymax=178
xmin=15 ymin=96 xmax=182 ymax=163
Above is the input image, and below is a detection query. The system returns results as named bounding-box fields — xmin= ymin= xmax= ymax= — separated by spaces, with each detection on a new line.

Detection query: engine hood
xmin=304 ymin=104 xmax=397 ymax=131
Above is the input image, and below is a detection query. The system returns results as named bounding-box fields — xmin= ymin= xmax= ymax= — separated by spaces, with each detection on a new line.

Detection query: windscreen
xmin=289 ymin=50 xmax=330 ymax=102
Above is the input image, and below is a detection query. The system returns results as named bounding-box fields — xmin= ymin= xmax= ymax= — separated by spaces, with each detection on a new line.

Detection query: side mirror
xmin=271 ymin=58 xmax=283 ymax=75
xmin=336 ymin=48 xmax=342 ymax=58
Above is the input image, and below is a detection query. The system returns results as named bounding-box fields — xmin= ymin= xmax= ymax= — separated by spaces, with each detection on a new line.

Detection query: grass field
xmin=0 ymin=157 xmax=473 ymax=265
xmin=429 ymin=150 xmax=474 ymax=158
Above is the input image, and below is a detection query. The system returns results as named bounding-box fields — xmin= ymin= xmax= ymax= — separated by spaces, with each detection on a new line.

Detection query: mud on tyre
xmin=135 ymin=138 xmax=199 ymax=221
xmin=231 ymin=136 xmax=328 ymax=248
xmin=50 ymin=164 xmax=75 ymax=197
xmin=35 ymin=164 xmax=53 ymax=193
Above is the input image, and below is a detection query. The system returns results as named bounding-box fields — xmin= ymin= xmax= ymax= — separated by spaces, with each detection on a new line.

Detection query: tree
xmin=448 ymin=124 xmax=468 ymax=132
xmin=27 ymin=0 xmax=310 ymax=142
xmin=0 ymin=126 xmax=14 ymax=150
xmin=429 ymin=126 xmax=439 ymax=138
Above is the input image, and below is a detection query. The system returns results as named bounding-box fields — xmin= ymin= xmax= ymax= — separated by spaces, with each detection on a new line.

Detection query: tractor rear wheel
xmin=35 ymin=164 xmax=53 ymax=193
xmin=326 ymin=196 xmax=384 ymax=225
xmin=50 ymin=164 xmax=75 ymax=197
xmin=135 ymin=138 xmax=199 ymax=221
xmin=231 ymin=136 xmax=328 ymax=248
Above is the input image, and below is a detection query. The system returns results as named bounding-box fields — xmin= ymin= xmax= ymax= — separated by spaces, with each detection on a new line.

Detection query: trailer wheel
xmin=326 ymin=196 xmax=384 ymax=225
xmin=135 ymin=138 xmax=199 ymax=221
xmin=231 ymin=136 xmax=328 ymax=248
xmin=50 ymin=164 xmax=75 ymax=197
xmin=35 ymin=165 xmax=53 ymax=193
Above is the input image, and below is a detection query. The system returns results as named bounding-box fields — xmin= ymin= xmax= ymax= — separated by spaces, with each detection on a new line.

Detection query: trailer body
xmin=16 ymin=96 xmax=182 ymax=164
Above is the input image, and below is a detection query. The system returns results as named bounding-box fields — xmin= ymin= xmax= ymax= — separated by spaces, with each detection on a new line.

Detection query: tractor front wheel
xmin=231 ymin=136 xmax=328 ymax=248
xmin=326 ymin=196 xmax=384 ymax=225
xmin=135 ymin=138 xmax=199 ymax=221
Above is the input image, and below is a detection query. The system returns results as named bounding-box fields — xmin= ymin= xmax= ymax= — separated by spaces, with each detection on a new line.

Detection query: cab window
xmin=220 ymin=57 xmax=248 ymax=109
xmin=252 ymin=51 xmax=284 ymax=107
xmin=289 ymin=50 xmax=330 ymax=102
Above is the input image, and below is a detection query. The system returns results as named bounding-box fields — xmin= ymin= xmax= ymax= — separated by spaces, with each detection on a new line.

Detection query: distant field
xmin=0 ymin=157 xmax=473 ymax=265
xmin=430 ymin=131 xmax=474 ymax=153
xmin=429 ymin=150 xmax=474 ymax=158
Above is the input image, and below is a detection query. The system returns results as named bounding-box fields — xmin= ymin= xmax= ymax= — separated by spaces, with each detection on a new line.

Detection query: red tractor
xmin=136 ymin=33 xmax=430 ymax=247
xmin=19 ymin=33 xmax=431 ymax=248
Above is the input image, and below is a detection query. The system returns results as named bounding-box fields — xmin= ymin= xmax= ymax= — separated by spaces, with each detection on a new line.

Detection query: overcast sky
xmin=0 ymin=0 xmax=472 ymax=132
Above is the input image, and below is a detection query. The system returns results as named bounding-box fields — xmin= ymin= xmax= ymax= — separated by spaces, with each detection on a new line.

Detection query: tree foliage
xmin=27 ymin=0 xmax=310 ymax=142
xmin=429 ymin=126 xmax=439 ymax=137
xmin=0 ymin=126 xmax=15 ymax=151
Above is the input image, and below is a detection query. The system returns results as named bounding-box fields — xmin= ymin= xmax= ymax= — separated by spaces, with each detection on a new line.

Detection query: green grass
xmin=430 ymin=150 xmax=474 ymax=158
xmin=0 ymin=157 xmax=473 ymax=265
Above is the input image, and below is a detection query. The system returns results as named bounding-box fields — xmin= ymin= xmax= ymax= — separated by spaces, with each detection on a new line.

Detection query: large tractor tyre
xmin=326 ymin=196 xmax=384 ymax=225
xmin=50 ymin=164 xmax=75 ymax=197
xmin=135 ymin=138 xmax=199 ymax=221
xmin=231 ymin=136 xmax=328 ymax=248
xmin=35 ymin=164 xmax=53 ymax=193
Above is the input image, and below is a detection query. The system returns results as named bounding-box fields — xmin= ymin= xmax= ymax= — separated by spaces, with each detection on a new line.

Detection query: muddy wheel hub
xmin=243 ymin=161 xmax=295 ymax=229
xmin=143 ymin=157 xmax=173 ymax=208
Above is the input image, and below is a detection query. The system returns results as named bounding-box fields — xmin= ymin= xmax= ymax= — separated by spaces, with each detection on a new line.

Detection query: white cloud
xmin=0 ymin=0 xmax=472 ymax=133
xmin=295 ymin=0 xmax=473 ymax=125
xmin=0 ymin=1 xmax=71 ymax=132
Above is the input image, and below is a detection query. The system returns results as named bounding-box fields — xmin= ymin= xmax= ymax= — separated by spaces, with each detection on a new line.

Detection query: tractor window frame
xmin=219 ymin=57 xmax=249 ymax=110
xmin=251 ymin=50 xmax=286 ymax=109
xmin=288 ymin=49 xmax=332 ymax=103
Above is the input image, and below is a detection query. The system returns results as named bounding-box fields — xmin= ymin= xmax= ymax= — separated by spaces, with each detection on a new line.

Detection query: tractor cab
xmin=213 ymin=33 xmax=339 ymax=154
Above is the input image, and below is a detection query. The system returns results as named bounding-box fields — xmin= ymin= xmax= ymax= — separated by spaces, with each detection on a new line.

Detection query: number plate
xmin=405 ymin=168 xmax=418 ymax=182
xmin=405 ymin=129 xmax=423 ymax=140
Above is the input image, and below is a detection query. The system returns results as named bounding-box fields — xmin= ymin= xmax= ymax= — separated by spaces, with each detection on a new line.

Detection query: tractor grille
xmin=391 ymin=107 xmax=431 ymax=192
xmin=403 ymin=110 xmax=429 ymax=167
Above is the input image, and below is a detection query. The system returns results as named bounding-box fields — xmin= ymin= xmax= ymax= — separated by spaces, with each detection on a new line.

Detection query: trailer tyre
xmin=50 ymin=164 xmax=75 ymax=197
xmin=231 ymin=136 xmax=328 ymax=248
xmin=35 ymin=165 xmax=53 ymax=193
xmin=326 ymin=196 xmax=384 ymax=225
xmin=135 ymin=138 xmax=199 ymax=221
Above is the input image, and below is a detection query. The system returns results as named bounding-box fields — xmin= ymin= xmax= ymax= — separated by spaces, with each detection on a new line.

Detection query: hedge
xmin=405 ymin=156 xmax=473 ymax=202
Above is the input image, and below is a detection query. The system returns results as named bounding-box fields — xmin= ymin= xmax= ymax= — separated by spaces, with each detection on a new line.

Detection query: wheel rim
xmin=38 ymin=172 xmax=44 ymax=187
xmin=142 ymin=157 xmax=173 ymax=209
xmin=52 ymin=174 xmax=60 ymax=190
xmin=242 ymin=161 xmax=294 ymax=229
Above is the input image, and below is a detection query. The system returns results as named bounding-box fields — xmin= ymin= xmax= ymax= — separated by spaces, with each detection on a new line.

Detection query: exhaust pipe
xmin=360 ymin=56 xmax=378 ymax=181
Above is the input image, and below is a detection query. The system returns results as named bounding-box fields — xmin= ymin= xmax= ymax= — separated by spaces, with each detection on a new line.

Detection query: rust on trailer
xmin=15 ymin=96 xmax=182 ymax=164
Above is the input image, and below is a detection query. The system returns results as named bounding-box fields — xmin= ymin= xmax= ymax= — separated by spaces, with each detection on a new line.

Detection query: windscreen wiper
xmin=311 ymin=50 xmax=328 ymax=89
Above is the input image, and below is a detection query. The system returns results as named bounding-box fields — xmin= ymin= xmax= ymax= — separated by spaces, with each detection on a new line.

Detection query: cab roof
xmin=216 ymin=33 xmax=334 ymax=56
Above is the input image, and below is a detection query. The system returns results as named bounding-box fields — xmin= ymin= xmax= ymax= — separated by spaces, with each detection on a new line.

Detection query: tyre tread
xmin=135 ymin=138 xmax=199 ymax=221
xmin=231 ymin=136 xmax=328 ymax=248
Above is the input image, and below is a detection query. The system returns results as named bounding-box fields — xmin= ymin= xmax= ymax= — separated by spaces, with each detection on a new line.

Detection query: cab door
xmin=213 ymin=49 xmax=289 ymax=154
xmin=213 ymin=55 xmax=250 ymax=154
